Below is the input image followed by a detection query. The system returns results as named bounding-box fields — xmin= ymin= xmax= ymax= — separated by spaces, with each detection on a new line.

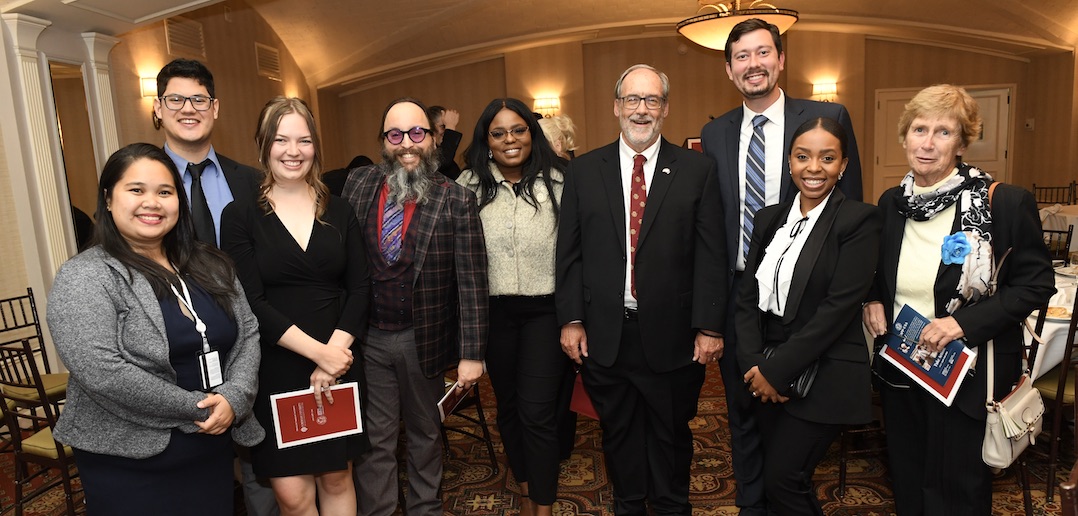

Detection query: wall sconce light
xmin=533 ymin=97 xmax=561 ymax=118
xmin=811 ymin=83 xmax=837 ymax=103
xmin=140 ymin=77 xmax=158 ymax=98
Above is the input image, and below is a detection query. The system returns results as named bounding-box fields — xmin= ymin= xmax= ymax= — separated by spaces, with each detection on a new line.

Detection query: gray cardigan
xmin=47 ymin=247 xmax=264 ymax=458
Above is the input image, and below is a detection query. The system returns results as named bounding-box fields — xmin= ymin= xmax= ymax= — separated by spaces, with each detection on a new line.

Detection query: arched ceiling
xmin=243 ymin=0 xmax=1078 ymax=94
xmin=5 ymin=0 xmax=1078 ymax=94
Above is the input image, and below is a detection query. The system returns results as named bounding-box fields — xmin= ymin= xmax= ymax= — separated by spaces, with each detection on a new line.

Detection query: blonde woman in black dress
xmin=223 ymin=96 xmax=369 ymax=516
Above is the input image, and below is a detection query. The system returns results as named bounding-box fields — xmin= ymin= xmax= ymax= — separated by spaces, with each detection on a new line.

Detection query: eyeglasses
xmin=382 ymin=127 xmax=432 ymax=145
xmin=159 ymin=94 xmax=215 ymax=111
xmin=618 ymin=95 xmax=666 ymax=110
xmin=489 ymin=126 xmax=529 ymax=141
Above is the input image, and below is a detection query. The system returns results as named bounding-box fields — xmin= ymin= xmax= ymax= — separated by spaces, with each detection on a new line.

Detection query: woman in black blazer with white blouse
xmin=736 ymin=117 xmax=881 ymax=515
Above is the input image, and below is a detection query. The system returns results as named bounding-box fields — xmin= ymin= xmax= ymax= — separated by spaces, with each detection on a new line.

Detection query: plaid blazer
xmin=342 ymin=165 xmax=489 ymax=377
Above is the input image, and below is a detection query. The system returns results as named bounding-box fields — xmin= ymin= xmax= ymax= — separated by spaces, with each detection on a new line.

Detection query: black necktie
xmin=187 ymin=159 xmax=215 ymax=245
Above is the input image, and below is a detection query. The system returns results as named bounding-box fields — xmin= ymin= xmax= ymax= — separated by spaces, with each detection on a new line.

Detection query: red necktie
xmin=630 ymin=154 xmax=646 ymax=299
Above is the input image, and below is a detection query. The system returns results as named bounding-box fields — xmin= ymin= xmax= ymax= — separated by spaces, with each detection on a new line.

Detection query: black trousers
xmin=756 ymin=403 xmax=842 ymax=516
xmin=582 ymin=316 xmax=706 ymax=515
xmin=718 ymin=273 xmax=767 ymax=513
xmin=485 ymin=295 xmax=570 ymax=505
xmin=880 ymin=377 xmax=992 ymax=516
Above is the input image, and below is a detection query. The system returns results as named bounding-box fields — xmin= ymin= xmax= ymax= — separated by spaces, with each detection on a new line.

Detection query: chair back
xmin=0 ymin=288 xmax=54 ymax=374
xmin=1034 ymin=182 xmax=1077 ymax=206
xmin=1063 ymin=460 xmax=1078 ymax=515
xmin=1044 ymin=225 xmax=1075 ymax=263
xmin=0 ymin=339 xmax=61 ymax=426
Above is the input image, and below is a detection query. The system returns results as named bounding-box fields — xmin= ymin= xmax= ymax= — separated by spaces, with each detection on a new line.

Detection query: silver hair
xmin=614 ymin=64 xmax=670 ymax=98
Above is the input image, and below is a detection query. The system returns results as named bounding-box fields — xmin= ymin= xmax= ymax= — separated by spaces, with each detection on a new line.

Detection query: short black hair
xmin=156 ymin=58 xmax=215 ymax=98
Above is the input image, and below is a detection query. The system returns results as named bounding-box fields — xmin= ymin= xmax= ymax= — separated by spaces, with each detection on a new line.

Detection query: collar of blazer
xmin=599 ymin=138 xmax=679 ymax=254
xmin=95 ymin=248 xmax=171 ymax=351
xmin=352 ymin=165 xmax=452 ymax=283
xmin=753 ymin=189 xmax=846 ymax=324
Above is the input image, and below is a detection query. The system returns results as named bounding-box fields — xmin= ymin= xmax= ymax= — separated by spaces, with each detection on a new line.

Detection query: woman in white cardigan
xmin=457 ymin=98 xmax=568 ymax=516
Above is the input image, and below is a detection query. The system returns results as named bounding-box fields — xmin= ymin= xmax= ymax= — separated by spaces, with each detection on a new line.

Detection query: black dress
xmin=222 ymin=195 xmax=370 ymax=477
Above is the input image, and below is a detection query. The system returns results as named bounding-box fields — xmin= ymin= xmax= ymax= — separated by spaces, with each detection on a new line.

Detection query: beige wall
xmin=324 ymin=59 xmax=508 ymax=171
xmin=0 ymin=123 xmax=30 ymax=298
xmin=109 ymin=0 xmax=310 ymax=169
xmin=325 ymin=32 xmax=1075 ymax=203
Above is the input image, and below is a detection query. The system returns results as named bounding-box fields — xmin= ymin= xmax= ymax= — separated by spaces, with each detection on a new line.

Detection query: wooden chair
xmin=0 ymin=339 xmax=81 ymax=515
xmin=1045 ymin=225 xmax=1075 ymax=263
xmin=440 ymin=379 xmax=498 ymax=473
xmin=1033 ymin=182 xmax=1077 ymax=206
xmin=0 ymin=288 xmax=68 ymax=411
xmin=1031 ymin=293 xmax=1078 ymax=503
xmin=1061 ymin=459 xmax=1078 ymax=515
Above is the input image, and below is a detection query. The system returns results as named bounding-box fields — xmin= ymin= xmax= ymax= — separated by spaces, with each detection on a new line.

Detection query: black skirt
xmin=74 ymin=429 xmax=234 ymax=516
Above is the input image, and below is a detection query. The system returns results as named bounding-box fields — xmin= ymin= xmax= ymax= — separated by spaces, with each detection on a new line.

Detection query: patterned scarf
xmin=896 ymin=163 xmax=995 ymax=314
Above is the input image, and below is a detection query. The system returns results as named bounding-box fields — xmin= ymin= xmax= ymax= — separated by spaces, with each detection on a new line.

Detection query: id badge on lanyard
xmin=170 ymin=272 xmax=224 ymax=390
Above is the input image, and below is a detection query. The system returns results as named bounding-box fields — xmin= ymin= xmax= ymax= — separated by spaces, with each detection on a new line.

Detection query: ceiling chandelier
xmin=677 ymin=0 xmax=799 ymax=51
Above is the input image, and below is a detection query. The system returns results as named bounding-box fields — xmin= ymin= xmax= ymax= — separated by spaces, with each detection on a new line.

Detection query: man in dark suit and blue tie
xmin=153 ymin=59 xmax=261 ymax=247
xmin=152 ymin=58 xmax=272 ymax=515
xmin=699 ymin=18 xmax=863 ymax=515
xmin=556 ymin=64 xmax=726 ymax=515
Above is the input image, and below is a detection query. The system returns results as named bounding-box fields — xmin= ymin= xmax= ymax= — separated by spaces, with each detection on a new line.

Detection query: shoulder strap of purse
xmin=986 ymin=339 xmax=996 ymax=406
xmin=989 ymin=181 xmax=999 ymax=206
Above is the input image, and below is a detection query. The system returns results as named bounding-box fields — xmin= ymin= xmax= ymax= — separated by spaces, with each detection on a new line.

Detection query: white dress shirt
xmin=619 ymin=136 xmax=661 ymax=308
xmin=755 ymin=190 xmax=833 ymax=316
xmin=736 ymin=91 xmax=787 ymax=271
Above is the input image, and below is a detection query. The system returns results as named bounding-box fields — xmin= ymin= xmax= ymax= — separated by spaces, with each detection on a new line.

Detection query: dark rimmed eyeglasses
xmin=382 ymin=126 xmax=432 ymax=145
xmin=489 ymin=126 xmax=529 ymax=141
xmin=159 ymin=94 xmax=215 ymax=111
xmin=618 ymin=95 xmax=666 ymax=110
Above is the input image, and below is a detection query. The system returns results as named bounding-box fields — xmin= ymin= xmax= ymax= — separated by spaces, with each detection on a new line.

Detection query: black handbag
xmin=762 ymin=346 xmax=818 ymax=399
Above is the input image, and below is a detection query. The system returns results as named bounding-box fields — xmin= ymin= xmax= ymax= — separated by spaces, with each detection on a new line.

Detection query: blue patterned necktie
xmin=380 ymin=199 xmax=404 ymax=263
xmin=743 ymin=114 xmax=768 ymax=260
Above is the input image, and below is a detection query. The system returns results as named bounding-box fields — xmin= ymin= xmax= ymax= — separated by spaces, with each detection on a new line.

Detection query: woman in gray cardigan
xmin=47 ymin=143 xmax=262 ymax=515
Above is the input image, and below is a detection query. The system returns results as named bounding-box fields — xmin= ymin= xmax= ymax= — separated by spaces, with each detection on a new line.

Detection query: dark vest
xmin=364 ymin=198 xmax=418 ymax=330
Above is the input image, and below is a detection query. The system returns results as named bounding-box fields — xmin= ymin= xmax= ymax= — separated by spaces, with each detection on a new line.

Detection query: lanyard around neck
xmin=168 ymin=270 xmax=211 ymax=353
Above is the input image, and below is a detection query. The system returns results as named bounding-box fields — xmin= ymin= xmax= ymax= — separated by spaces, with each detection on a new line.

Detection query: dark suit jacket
xmin=700 ymin=96 xmax=863 ymax=281
xmin=867 ymin=181 xmax=1054 ymax=419
xmin=736 ymin=190 xmax=880 ymax=425
xmin=438 ymin=129 xmax=463 ymax=180
xmin=555 ymin=138 xmax=727 ymax=373
xmin=217 ymin=153 xmax=262 ymax=203
xmin=342 ymin=165 xmax=489 ymax=377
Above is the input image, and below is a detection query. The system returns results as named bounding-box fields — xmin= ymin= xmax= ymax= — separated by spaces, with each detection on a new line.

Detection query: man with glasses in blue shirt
xmin=342 ymin=97 xmax=488 ymax=516
xmin=153 ymin=58 xmax=260 ymax=247
xmin=152 ymin=58 xmax=272 ymax=515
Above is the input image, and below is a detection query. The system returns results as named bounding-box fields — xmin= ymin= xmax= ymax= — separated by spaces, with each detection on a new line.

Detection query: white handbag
xmin=982 ymin=338 xmax=1045 ymax=469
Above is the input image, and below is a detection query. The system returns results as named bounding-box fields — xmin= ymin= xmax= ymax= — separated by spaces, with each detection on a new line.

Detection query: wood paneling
xmin=581 ymin=37 xmax=736 ymax=153
xmin=864 ymin=40 xmax=1033 ymax=194
xmin=52 ymin=76 xmax=97 ymax=217
xmin=1026 ymin=53 xmax=1076 ymax=189
xmin=110 ymin=0 xmax=309 ymax=168
xmin=504 ymin=41 xmax=588 ymax=152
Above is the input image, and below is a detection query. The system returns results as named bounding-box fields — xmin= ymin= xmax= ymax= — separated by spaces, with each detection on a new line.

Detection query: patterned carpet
xmin=5 ymin=361 xmax=1071 ymax=514
xmin=441 ymin=362 xmax=1070 ymax=515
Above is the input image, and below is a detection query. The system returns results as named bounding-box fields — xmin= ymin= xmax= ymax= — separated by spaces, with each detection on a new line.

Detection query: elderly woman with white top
xmin=736 ymin=118 xmax=881 ymax=515
xmin=458 ymin=97 xmax=568 ymax=516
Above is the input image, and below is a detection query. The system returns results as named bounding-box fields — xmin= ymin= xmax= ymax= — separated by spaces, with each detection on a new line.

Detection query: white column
xmin=81 ymin=32 xmax=121 ymax=174
xmin=2 ymin=14 xmax=73 ymax=278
